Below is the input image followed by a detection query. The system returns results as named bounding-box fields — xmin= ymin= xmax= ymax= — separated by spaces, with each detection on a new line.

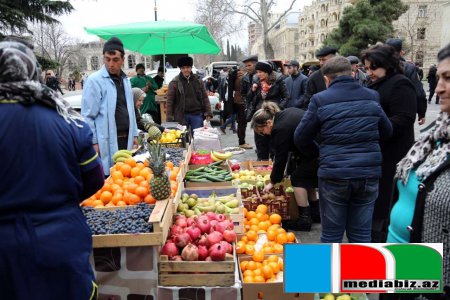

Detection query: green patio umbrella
xmin=84 ymin=20 xmax=221 ymax=56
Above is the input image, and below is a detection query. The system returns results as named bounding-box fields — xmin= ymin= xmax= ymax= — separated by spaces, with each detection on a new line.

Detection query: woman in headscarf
xmin=132 ymin=87 xmax=164 ymax=133
xmin=0 ymin=38 xmax=104 ymax=299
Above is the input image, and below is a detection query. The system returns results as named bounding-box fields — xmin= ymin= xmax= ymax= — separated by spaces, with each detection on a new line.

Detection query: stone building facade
xmin=250 ymin=12 xmax=300 ymax=60
xmin=393 ymin=0 xmax=450 ymax=72
xmin=68 ymin=41 xmax=153 ymax=78
xmin=297 ymin=0 xmax=355 ymax=62
xmin=248 ymin=0 xmax=449 ymax=68
xmin=248 ymin=22 xmax=263 ymax=54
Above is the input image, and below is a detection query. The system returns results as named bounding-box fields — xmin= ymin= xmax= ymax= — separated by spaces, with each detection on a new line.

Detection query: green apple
xmin=323 ymin=294 xmax=335 ymax=300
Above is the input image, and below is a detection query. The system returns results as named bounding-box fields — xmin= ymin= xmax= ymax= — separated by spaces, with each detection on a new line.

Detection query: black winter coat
xmin=402 ymin=59 xmax=427 ymax=119
xmin=368 ymin=73 xmax=416 ymax=222
xmin=246 ymin=72 xmax=289 ymax=121
xmin=299 ymin=69 xmax=326 ymax=109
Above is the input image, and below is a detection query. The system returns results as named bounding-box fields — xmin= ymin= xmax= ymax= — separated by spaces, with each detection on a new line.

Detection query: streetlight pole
xmin=154 ymin=0 xmax=157 ymax=21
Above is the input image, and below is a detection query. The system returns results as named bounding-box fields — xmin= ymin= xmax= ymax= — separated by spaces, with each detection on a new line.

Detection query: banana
xmin=213 ymin=151 xmax=233 ymax=160
xmin=210 ymin=152 xmax=222 ymax=162
xmin=115 ymin=157 xmax=127 ymax=163
xmin=113 ymin=150 xmax=132 ymax=161
xmin=119 ymin=149 xmax=133 ymax=156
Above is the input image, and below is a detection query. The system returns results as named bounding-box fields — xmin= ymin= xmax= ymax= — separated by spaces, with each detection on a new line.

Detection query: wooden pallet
xmin=92 ymin=197 xmax=172 ymax=248
xmin=158 ymin=253 xmax=235 ymax=287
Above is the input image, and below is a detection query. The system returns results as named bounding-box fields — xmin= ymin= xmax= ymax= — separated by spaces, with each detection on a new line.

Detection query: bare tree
xmin=394 ymin=1 xmax=436 ymax=65
xmin=194 ymin=0 xmax=241 ymax=65
xmin=32 ymin=22 xmax=81 ymax=77
xmin=224 ymin=0 xmax=297 ymax=59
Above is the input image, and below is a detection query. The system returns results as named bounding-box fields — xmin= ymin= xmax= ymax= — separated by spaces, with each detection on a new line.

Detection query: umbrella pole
xmin=162 ymin=35 xmax=166 ymax=84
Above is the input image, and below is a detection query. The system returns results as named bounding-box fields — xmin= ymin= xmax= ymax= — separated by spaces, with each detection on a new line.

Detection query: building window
xmin=417 ymin=28 xmax=426 ymax=40
xmin=320 ymin=33 xmax=325 ymax=42
xmin=295 ymin=33 xmax=299 ymax=40
xmin=416 ymin=51 xmax=424 ymax=65
xmin=127 ymin=55 xmax=136 ymax=69
xmin=90 ymin=56 xmax=99 ymax=70
xmin=321 ymin=19 xmax=326 ymax=27
xmin=301 ymin=18 xmax=304 ymax=25
xmin=418 ymin=5 xmax=427 ymax=17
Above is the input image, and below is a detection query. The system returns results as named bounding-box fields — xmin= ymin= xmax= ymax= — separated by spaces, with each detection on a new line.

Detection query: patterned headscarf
xmin=397 ymin=111 xmax=450 ymax=183
xmin=0 ymin=40 xmax=84 ymax=126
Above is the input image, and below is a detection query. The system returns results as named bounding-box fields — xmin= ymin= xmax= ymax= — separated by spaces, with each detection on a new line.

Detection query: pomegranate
xmin=205 ymin=212 xmax=216 ymax=221
xmin=207 ymin=231 xmax=223 ymax=246
xmin=175 ymin=218 xmax=188 ymax=228
xmin=171 ymin=255 xmax=183 ymax=261
xmin=209 ymin=219 xmax=218 ymax=229
xmin=223 ymin=229 xmax=237 ymax=243
xmin=186 ymin=217 xmax=197 ymax=227
xmin=174 ymin=232 xmax=191 ymax=248
xmin=219 ymin=241 xmax=233 ymax=254
xmin=209 ymin=243 xmax=227 ymax=261
xmin=181 ymin=243 xmax=199 ymax=261
xmin=170 ymin=225 xmax=184 ymax=238
xmin=215 ymin=220 xmax=230 ymax=233
xmin=197 ymin=216 xmax=211 ymax=234
xmin=198 ymin=245 xmax=208 ymax=261
xmin=186 ymin=226 xmax=201 ymax=241
xmin=198 ymin=234 xmax=209 ymax=247
xmin=215 ymin=214 xmax=226 ymax=222
xmin=161 ymin=241 xmax=179 ymax=259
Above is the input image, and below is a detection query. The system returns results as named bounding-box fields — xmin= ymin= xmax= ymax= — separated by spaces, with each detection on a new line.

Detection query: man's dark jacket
xmin=299 ymin=69 xmax=326 ymax=109
xmin=284 ymin=73 xmax=308 ymax=108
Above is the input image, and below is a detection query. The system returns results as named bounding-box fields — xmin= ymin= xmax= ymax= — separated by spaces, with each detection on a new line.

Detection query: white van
xmin=205 ymin=61 xmax=239 ymax=78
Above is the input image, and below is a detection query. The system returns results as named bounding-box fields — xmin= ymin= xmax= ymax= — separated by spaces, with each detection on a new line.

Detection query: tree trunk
xmin=263 ymin=35 xmax=275 ymax=59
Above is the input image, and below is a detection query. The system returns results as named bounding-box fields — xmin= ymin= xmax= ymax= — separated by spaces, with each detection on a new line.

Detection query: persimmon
xmin=246 ymin=261 xmax=257 ymax=270
xmin=236 ymin=241 xmax=246 ymax=254
xmin=254 ymin=275 xmax=265 ymax=283
xmin=256 ymin=204 xmax=268 ymax=214
xmin=100 ymin=191 xmax=113 ymax=204
xmin=269 ymin=213 xmax=282 ymax=224
xmin=125 ymin=157 xmax=136 ymax=168
xmin=262 ymin=265 xmax=274 ymax=279
xmin=240 ymin=261 xmax=249 ymax=272
xmin=144 ymin=194 xmax=156 ymax=204
xmin=286 ymin=232 xmax=296 ymax=243
xmin=245 ymin=244 xmax=255 ymax=255
xmin=252 ymin=250 xmax=265 ymax=262
xmin=119 ymin=164 xmax=132 ymax=177
xmin=246 ymin=230 xmax=258 ymax=241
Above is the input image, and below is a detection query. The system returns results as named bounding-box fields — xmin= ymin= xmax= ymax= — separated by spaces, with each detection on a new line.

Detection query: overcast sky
xmin=58 ymin=0 xmax=313 ymax=50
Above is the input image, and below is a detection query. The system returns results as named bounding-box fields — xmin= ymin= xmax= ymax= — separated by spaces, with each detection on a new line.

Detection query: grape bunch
xmin=83 ymin=203 xmax=153 ymax=235
xmin=162 ymin=148 xmax=185 ymax=165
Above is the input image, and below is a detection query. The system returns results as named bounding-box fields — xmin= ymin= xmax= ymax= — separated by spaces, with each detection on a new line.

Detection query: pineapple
xmin=148 ymin=143 xmax=171 ymax=200
xmin=146 ymin=125 xmax=162 ymax=143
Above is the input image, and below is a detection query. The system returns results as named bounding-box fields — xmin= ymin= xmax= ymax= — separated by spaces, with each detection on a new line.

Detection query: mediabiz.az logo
xmin=284 ymin=243 xmax=443 ymax=293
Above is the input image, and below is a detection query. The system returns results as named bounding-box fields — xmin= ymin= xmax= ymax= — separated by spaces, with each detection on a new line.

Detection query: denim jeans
xmin=184 ymin=113 xmax=204 ymax=131
xmin=319 ymin=178 xmax=379 ymax=243
xmin=221 ymin=113 xmax=236 ymax=130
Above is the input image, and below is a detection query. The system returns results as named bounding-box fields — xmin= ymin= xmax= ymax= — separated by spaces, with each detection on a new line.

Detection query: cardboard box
xmin=238 ymin=255 xmax=314 ymax=300
xmin=92 ymin=198 xmax=172 ymax=248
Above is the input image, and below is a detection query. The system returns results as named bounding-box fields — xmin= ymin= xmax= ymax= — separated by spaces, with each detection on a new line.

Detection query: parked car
xmin=63 ymin=91 xmax=82 ymax=111
xmin=205 ymin=61 xmax=239 ymax=79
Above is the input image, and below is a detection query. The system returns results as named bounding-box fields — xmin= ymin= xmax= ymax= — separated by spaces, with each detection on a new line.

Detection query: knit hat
xmin=132 ymin=87 xmax=146 ymax=103
xmin=103 ymin=37 xmax=125 ymax=55
xmin=177 ymin=56 xmax=193 ymax=68
xmin=255 ymin=61 xmax=273 ymax=74
xmin=386 ymin=38 xmax=402 ymax=52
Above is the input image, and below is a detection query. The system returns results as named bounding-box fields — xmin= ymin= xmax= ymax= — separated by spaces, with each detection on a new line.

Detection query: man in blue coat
xmin=294 ymin=56 xmax=393 ymax=243
xmin=82 ymin=37 xmax=139 ymax=176
xmin=283 ymin=60 xmax=309 ymax=108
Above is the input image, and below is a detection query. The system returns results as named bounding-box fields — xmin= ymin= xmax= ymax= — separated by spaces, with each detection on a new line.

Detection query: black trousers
xmin=254 ymin=133 xmax=271 ymax=160
xmin=235 ymin=103 xmax=247 ymax=145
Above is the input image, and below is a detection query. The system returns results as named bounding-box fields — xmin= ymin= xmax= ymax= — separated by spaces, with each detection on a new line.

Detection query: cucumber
xmin=188 ymin=178 xmax=209 ymax=182
xmin=209 ymin=161 xmax=223 ymax=167
xmin=205 ymin=174 xmax=224 ymax=182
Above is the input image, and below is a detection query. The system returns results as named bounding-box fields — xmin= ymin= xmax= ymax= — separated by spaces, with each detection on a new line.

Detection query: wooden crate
xmin=184 ymin=163 xmax=233 ymax=188
xmin=92 ymin=198 xmax=172 ymax=248
xmin=159 ymin=252 xmax=236 ymax=287
xmin=173 ymin=186 xmax=245 ymax=233
xmin=250 ymin=160 xmax=273 ymax=175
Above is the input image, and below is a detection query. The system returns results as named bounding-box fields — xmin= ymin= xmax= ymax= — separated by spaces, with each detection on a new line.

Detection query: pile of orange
xmin=236 ymin=225 xmax=295 ymax=255
xmin=240 ymin=254 xmax=284 ymax=283
xmin=81 ymin=159 xmax=181 ymax=208
xmin=243 ymin=204 xmax=282 ymax=233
